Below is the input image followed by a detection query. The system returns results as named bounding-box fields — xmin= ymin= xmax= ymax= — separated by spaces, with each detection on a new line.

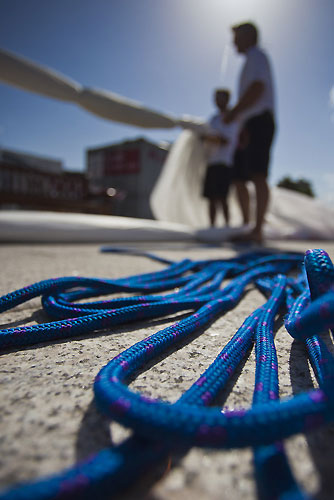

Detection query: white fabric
xmin=265 ymin=187 xmax=334 ymax=240
xmin=206 ymin=113 xmax=239 ymax=166
xmin=0 ymin=210 xmax=194 ymax=243
xmin=151 ymin=130 xmax=245 ymax=228
xmin=150 ymin=130 xmax=334 ymax=240
xmin=238 ymin=46 xmax=275 ymax=123
xmin=0 ymin=48 xmax=80 ymax=101
xmin=150 ymin=130 xmax=210 ymax=228
xmin=77 ymin=87 xmax=176 ymax=129
xmin=0 ymin=48 xmax=204 ymax=129
xmin=1 ymin=188 xmax=334 ymax=243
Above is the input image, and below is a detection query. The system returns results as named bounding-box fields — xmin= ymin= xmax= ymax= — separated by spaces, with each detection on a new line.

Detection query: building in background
xmin=0 ymin=148 xmax=90 ymax=212
xmin=0 ymin=138 xmax=169 ymax=217
xmin=86 ymin=137 xmax=169 ymax=218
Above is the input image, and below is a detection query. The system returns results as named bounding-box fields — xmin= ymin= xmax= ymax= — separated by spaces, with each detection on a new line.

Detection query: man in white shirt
xmin=225 ymin=22 xmax=276 ymax=243
xmin=202 ymin=88 xmax=238 ymax=226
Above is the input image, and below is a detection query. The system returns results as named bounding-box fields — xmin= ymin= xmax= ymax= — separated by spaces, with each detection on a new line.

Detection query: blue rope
xmin=0 ymin=248 xmax=333 ymax=499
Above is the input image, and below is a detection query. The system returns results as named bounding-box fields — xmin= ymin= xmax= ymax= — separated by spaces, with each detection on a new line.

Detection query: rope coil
xmin=1 ymin=248 xmax=334 ymax=499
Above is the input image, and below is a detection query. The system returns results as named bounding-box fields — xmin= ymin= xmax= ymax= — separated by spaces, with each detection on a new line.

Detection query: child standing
xmin=202 ymin=89 xmax=238 ymax=226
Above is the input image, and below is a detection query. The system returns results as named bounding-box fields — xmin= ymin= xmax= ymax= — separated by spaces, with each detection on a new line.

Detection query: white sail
xmin=150 ymin=130 xmax=334 ymax=240
xmin=0 ymin=48 xmax=203 ymax=129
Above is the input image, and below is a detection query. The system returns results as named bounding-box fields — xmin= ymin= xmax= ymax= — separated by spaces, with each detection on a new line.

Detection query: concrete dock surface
xmin=1 ymin=240 xmax=334 ymax=499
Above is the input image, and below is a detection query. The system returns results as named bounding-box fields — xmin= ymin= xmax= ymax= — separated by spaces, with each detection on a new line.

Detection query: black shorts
xmin=202 ymin=163 xmax=232 ymax=199
xmin=233 ymin=111 xmax=275 ymax=181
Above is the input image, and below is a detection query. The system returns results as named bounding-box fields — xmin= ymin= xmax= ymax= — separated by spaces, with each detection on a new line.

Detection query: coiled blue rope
xmin=0 ymin=248 xmax=333 ymax=499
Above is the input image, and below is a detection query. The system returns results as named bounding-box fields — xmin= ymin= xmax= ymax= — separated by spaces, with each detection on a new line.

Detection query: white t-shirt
xmin=206 ymin=112 xmax=238 ymax=166
xmin=238 ymin=45 xmax=275 ymax=124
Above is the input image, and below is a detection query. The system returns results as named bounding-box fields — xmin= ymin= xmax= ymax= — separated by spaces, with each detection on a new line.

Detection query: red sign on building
xmin=104 ymin=148 xmax=140 ymax=175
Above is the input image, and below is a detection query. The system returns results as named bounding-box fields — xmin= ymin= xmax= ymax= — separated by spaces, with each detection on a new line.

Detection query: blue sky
xmin=0 ymin=0 xmax=333 ymax=204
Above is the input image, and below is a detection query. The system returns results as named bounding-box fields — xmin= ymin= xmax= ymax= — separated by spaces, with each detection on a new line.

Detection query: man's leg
xmin=251 ymin=173 xmax=270 ymax=242
xmin=247 ymin=111 xmax=275 ymax=242
xmin=234 ymin=180 xmax=250 ymax=225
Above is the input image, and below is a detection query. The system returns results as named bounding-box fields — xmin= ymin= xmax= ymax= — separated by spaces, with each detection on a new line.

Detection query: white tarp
xmin=0 ymin=48 xmax=80 ymax=102
xmin=1 ymin=188 xmax=334 ymax=243
xmin=150 ymin=130 xmax=209 ymax=228
xmin=77 ymin=87 xmax=176 ymax=128
xmin=0 ymin=48 xmax=205 ymax=129
xmin=150 ymin=130 xmax=334 ymax=241
xmin=151 ymin=130 xmax=248 ymax=229
xmin=265 ymin=187 xmax=334 ymax=240
xmin=0 ymin=210 xmax=194 ymax=243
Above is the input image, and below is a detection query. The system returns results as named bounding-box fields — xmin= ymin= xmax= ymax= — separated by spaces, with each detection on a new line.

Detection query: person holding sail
xmin=201 ymin=88 xmax=238 ymax=227
xmin=224 ymin=22 xmax=276 ymax=244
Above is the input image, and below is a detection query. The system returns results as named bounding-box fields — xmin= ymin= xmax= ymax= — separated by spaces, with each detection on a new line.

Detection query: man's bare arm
xmin=201 ymin=134 xmax=229 ymax=146
xmin=224 ymin=81 xmax=264 ymax=123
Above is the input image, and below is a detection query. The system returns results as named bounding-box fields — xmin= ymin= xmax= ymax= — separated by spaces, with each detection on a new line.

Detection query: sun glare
xmin=185 ymin=0 xmax=278 ymax=29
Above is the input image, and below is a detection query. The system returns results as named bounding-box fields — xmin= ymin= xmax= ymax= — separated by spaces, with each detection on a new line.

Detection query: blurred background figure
xmin=202 ymin=88 xmax=238 ymax=226
xmin=225 ymin=22 xmax=276 ymax=243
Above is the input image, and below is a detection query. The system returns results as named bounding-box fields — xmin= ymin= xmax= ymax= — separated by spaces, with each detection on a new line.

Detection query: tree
xmin=277 ymin=176 xmax=315 ymax=198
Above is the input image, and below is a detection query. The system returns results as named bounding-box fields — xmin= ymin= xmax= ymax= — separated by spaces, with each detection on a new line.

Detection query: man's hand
xmin=202 ymin=135 xmax=229 ymax=146
xmin=225 ymin=81 xmax=264 ymax=124
xmin=224 ymin=108 xmax=238 ymax=124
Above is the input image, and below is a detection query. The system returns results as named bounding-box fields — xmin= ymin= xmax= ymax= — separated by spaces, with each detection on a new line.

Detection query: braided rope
xmin=0 ymin=248 xmax=333 ymax=500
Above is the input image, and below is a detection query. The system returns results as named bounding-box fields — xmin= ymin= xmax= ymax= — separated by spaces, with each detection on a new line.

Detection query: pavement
xmin=1 ymin=240 xmax=334 ymax=499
